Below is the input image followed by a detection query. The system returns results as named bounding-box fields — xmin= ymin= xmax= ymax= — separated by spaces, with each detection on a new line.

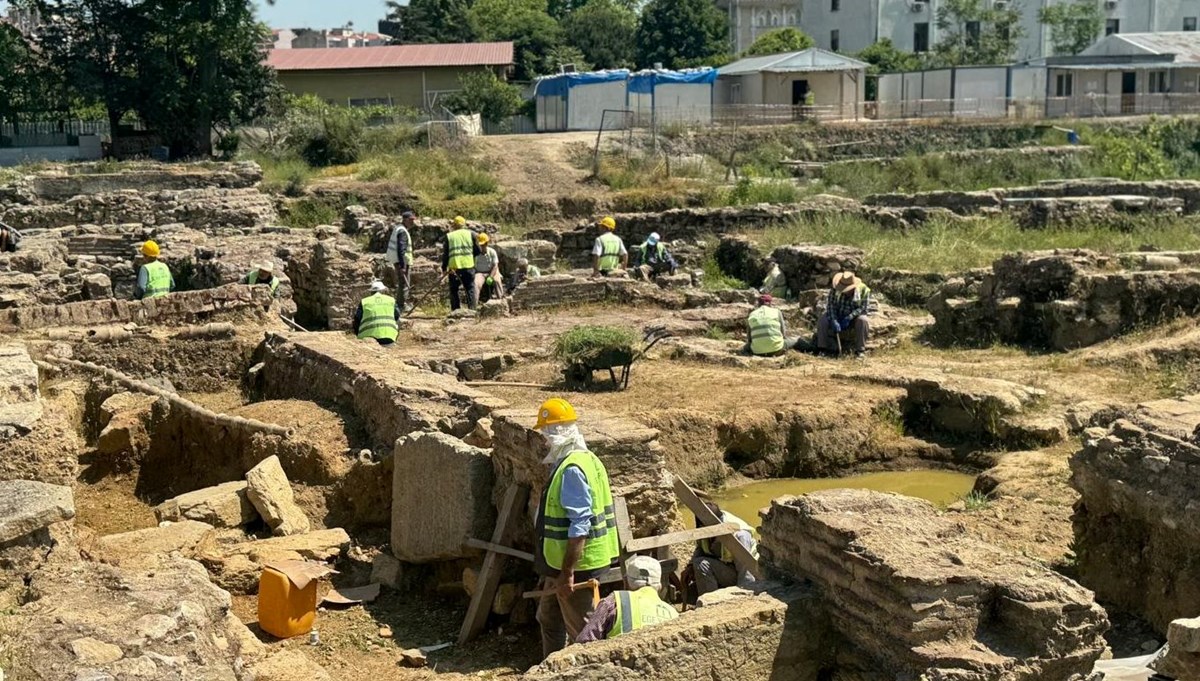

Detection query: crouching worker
xmin=691 ymin=502 xmax=758 ymax=596
xmin=353 ymin=280 xmax=400 ymax=345
xmin=242 ymin=261 xmax=280 ymax=297
xmin=745 ymin=294 xmax=798 ymax=357
xmin=633 ymin=232 xmax=677 ymax=282
xmin=817 ymin=271 xmax=871 ymax=358
xmin=576 ymin=555 xmax=678 ymax=643
xmin=533 ymin=398 xmax=621 ymax=659
xmin=473 ymin=232 xmax=505 ymax=303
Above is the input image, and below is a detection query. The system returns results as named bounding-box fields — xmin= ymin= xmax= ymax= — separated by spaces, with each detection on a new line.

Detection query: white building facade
xmin=758 ymin=0 xmax=1200 ymax=61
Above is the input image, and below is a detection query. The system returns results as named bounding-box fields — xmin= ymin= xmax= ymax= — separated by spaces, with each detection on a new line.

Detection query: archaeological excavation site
xmin=5 ymin=119 xmax=1200 ymax=681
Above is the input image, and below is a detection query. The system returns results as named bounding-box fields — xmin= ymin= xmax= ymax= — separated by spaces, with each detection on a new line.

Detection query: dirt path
xmin=475 ymin=131 xmax=606 ymax=200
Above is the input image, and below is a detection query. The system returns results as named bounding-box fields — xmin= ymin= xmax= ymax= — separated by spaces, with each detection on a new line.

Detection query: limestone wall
xmin=0 ymin=284 xmax=276 ymax=332
xmin=759 ymin=489 xmax=1108 ymax=681
xmin=1071 ymin=397 xmax=1200 ymax=631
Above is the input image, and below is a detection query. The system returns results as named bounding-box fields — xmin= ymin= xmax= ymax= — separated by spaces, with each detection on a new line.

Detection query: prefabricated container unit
xmin=627 ymin=68 xmax=717 ymax=126
xmin=534 ymin=70 xmax=630 ymax=132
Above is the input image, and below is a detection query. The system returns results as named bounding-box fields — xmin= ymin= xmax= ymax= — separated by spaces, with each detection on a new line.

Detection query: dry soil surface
xmin=475 ymin=131 xmax=606 ymax=201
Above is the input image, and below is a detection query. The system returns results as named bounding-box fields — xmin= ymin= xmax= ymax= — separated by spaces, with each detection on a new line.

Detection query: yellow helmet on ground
xmin=477 ymin=232 xmax=490 ymax=245
xmin=141 ymin=240 xmax=160 ymax=258
xmin=454 ymin=216 xmax=467 ymax=227
xmin=535 ymin=398 xmax=577 ymax=430
xmin=597 ymin=216 xmax=616 ymax=230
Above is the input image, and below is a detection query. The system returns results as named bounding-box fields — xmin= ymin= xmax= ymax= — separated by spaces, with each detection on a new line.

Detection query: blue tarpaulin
xmin=627 ymin=68 xmax=718 ymax=94
xmin=535 ymin=70 xmax=631 ymax=98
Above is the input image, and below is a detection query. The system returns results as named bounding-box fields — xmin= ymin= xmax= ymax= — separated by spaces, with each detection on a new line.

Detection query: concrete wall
xmin=955 ymin=67 xmax=1009 ymax=118
xmin=276 ymin=65 xmax=504 ymax=109
xmin=0 ymin=136 xmax=103 ymax=167
xmin=567 ymin=80 xmax=628 ymax=130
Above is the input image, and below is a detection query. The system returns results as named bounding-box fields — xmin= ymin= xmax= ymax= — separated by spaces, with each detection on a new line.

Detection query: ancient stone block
xmin=0 ymin=480 xmax=74 ymax=544
xmin=759 ymin=489 xmax=1108 ymax=681
xmin=154 ymin=481 xmax=257 ymax=528
xmin=70 ymin=637 xmax=125 ymax=665
xmin=95 ymin=520 xmax=215 ymax=567
xmin=0 ymin=344 xmax=43 ymax=439
xmin=196 ymin=528 xmax=350 ymax=595
xmin=83 ymin=273 xmax=112 ymax=300
xmin=245 ymin=455 xmax=311 ymax=536
xmin=493 ymin=239 xmax=558 ymax=273
xmin=524 ymin=586 xmax=831 ymax=681
xmin=769 ymin=244 xmax=864 ymax=295
xmin=391 ymin=432 xmax=495 ymax=563
xmin=371 ymin=553 xmax=403 ymax=588
xmin=1071 ymin=399 xmax=1200 ymax=631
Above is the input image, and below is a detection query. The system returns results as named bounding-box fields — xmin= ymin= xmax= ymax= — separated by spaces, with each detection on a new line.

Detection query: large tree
xmin=562 ymin=0 xmax=636 ymax=70
xmin=468 ymin=0 xmax=563 ymax=79
xmin=0 ymin=24 xmax=63 ymax=130
xmin=741 ymin=28 xmax=814 ymax=57
xmin=384 ymin=0 xmax=476 ymax=44
xmin=635 ymin=0 xmax=727 ymax=69
xmin=932 ymin=0 xmax=1024 ymax=66
xmin=1039 ymin=0 xmax=1103 ymax=55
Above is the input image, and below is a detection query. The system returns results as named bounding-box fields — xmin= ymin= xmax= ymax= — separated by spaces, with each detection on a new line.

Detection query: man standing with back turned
xmin=442 ymin=216 xmax=480 ymax=311
xmin=533 ymin=398 xmax=621 ymax=659
xmin=387 ymin=211 xmax=416 ymax=312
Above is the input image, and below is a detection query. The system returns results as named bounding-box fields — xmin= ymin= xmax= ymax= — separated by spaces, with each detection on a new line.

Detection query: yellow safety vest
xmin=605 ymin=586 xmax=679 ymax=639
xmin=747 ymin=306 xmax=785 ymax=355
xmin=535 ymin=450 xmax=620 ymax=578
xmin=142 ymin=261 xmax=172 ymax=299
xmin=357 ymin=293 xmax=399 ymax=341
xmin=597 ymin=233 xmax=623 ymax=271
xmin=247 ymin=271 xmax=280 ymax=296
xmin=698 ymin=511 xmax=759 ymax=564
xmin=447 ymin=229 xmax=475 ymax=271
xmin=762 ymin=267 xmax=788 ymax=299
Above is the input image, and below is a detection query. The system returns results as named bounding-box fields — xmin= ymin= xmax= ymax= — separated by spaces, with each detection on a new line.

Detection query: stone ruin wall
xmin=1071 ymin=396 xmax=1200 ymax=632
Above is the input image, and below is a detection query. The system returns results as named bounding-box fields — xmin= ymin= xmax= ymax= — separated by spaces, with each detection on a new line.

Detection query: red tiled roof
xmin=267 ymin=42 xmax=515 ymax=71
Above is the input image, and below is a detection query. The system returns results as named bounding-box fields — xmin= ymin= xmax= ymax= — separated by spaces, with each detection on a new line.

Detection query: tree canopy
xmin=635 ymin=0 xmax=728 ymax=69
xmin=741 ymin=28 xmax=814 ymax=57
xmin=1039 ymin=0 xmax=1103 ymax=56
xmin=444 ymin=71 xmax=525 ymax=123
xmin=932 ymin=0 xmax=1024 ymax=66
xmin=562 ymin=0 xmax=637 ymax=70
xmin=385 ymin=0 xmax=476 ymax=44
xmin=468 ymin=0 xmax=563 ymax=79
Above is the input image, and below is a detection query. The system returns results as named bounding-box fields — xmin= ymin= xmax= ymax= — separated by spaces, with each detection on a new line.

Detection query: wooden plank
xmin=457 ymin=484 xmax=528 ymax=645
xmin=623 ymin=523 xmax=740 ymax=553
xmin=673 ymin=477 xmax=762 ymax=580
xmin=465 ymin=538 xmax=534 ymax=563
xmin=614 ymin=496 xmax=633 ymax=553
xmin=525 ymin=558 xmax=679 ymax=597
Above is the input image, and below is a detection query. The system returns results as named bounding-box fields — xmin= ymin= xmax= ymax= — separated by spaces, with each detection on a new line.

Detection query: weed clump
xmin=554 ymin=325 xmax=639 ymax=364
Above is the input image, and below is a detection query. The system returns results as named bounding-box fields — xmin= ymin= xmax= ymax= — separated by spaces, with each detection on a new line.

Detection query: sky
xmin=0 ymin=1 xmax=395 ymax=34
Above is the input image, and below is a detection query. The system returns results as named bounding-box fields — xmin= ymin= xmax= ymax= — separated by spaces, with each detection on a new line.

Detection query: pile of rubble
xmin=1071 ymin=395 xmax=1200 ymax=631
xmin=928 ymin=249 xmax=1200 ymax=350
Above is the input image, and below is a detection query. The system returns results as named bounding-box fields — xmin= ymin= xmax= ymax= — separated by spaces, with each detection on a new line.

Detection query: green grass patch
xmin=256 ymin=154 xmax=315 ymax=197
xmin=818 ymin=151 xmax=1090 ymax=196
xmin=721 ymin=177 xmax=801 ymax=205
xmin=959 ymin=490 xmax=993 ymax=512
xmin=745 ymin=213 xmax=1200 ymax=273
xmin=701 ymin=254 xmax=748 ymax=291
xmin=554 ymin=325 xmax=639 ymax=364
xmin=280 ymin=198 xmax=340 ymax=229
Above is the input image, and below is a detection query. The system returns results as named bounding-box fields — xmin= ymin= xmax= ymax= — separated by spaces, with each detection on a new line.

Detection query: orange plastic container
xmin=258 ymin=566 xmax=318 ymax=639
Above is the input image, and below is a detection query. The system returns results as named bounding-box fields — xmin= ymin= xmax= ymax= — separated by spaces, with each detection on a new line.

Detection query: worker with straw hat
xmin=818 ymin=271 xmax=872 ymax=358
xmin=532 ymin=398 xmax=620 ymax=658
xmin=442 ymin=215 xmax=480 ymax=311
xmin=134 ymin=240 xmax=174 ymax=300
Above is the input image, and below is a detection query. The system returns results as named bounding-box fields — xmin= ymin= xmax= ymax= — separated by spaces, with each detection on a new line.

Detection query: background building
xmin=716 ymin=0 xmax=804 ymax=55
xmin=268 ymin=43 xmax=515 ymax=109
xmin=716 ymin=48 xmax=866 ymax=120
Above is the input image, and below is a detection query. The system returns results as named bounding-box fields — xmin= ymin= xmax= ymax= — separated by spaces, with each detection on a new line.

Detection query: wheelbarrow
xmin=563 ymin=327 xmax=674 ymax=390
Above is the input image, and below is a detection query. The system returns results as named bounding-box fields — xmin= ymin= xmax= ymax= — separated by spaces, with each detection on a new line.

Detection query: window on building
xmin=1055 ymin=73 xmax=1073 ymax=97
xmin=831 ymin=0 xmax=840 ymax=10
xmin=1185 ymin=17 xmax=1198 ymax=31
xmin=831 ymin=29 xmax=840 ymax=51
xmin=913 ymin=22 xmax=930 ymax=53
xmin=966 ymin=21 xmax=981 ymax=46
xmin=1105 ymin=19 xmax=1120 ymax=35
xmin=1150 ymin=71 xmax=1169 ymax=94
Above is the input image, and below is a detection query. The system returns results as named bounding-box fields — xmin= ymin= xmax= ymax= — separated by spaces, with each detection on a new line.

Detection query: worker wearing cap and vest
xmin=387 ymin=211 xmax=417 ymax=311
xmin=633 ymin=232 xmax=678 ymax=282
xmin=745 ymin=294 xmax=796 ymax=356
xmin=691 ymin=501 xmax=758 ymax=596
xmin=591 ymin=217 xmax=628 ymax=277
xmin=533 ymin=398 xmax=621 ymax=659
xmin=135 ymin=240 xmax=175 ymax=300
xmin=353 ymin=280 xmax=400 ymax=345
xmin=473 ymin=232 xmax=505 ymax=303
xmin=442 ymin=216 xmax=481 ymax=311
xmin=242 ymin=261 xmax=280 ymax=297
xmin=576 ymin=554 xmax=678 ymax=643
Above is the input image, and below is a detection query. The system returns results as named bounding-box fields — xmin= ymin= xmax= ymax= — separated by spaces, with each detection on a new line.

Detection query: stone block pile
xmin=928 ymin=248 xmax=1200 ymax=350
xmin=770 ymin=243 xmax=864 ymax=296
xmin=759 ymin=489 xmax=1108 ymax=681
xmin=1071 ymin=395 xmax=1200 ymax=631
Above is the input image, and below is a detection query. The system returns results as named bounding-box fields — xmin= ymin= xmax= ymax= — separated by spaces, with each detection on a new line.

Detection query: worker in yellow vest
xmin=591 ymin=216 xmax=628 ymax=277
xmin=533 ymin=397 xmax=621 ymax=659
xmin=241 ymin=261 xmax=280 ymax=297
xmin=745 ymin=294 xmax=797 ymax=356
xmin=576 ymin=555 xmax=678 ymax=643
xmin=352 ymin=280 xmax=400 ymax=345
xmin=691 ymin=501 xmax=758 ymax=596
xmin=441 ymin=216 xmax=481 ymax=311
xmin=135 ymin=240 xmax=175 ymax=300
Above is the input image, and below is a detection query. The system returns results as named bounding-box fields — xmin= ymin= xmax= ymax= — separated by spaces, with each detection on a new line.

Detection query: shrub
xmin=447 ymin=167 xmax=499 ymax=197
xmin=281 ymin=198 xmax=340 ymax=229
xmin=299 ymin=108 xmax=364 ymax=167
xmin=722 ymin=177 xmax=800 ymax=206
xmin=258 ymin=155 xmax=314 ymax=197
xmin=554 ymin=325 xmax=639 ymax=364
xmin=443 ymin=71 xmax=525 ymax=124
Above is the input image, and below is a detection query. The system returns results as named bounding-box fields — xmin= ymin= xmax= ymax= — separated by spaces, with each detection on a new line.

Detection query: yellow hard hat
xmin=477 ymin=232 xmax=489 ymax=245
xmin=454 ymin=216 xmax=467 ymax=227
xmin=597 ymin=216 xmax=616 ymax=230
xmin=535 ymin=398 xmax=577 ymax=430
xmin=141 ymin=240 xmax=160 ymax=258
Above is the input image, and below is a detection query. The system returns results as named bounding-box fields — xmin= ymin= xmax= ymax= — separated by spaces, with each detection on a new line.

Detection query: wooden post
xmin=673 ymin=477 xmax=761 ymax=580
xmin=457 ymin=484 xmax=528 ymax=645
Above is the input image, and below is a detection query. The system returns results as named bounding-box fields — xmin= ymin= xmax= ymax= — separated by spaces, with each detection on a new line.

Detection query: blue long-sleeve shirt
xmin=559 ymin=466 xmax=594 ymax=539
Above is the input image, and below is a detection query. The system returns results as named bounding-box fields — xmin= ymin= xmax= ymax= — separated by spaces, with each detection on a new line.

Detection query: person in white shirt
xmin=473 ymin=232 xmax=505 ymax=302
